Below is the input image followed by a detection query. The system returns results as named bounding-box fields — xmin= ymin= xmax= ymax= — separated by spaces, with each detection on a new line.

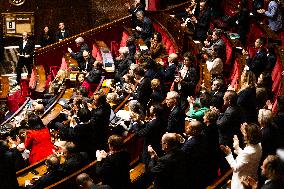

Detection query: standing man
xmin=55 ymin=22 xmax=70 ymax=42
xmin=68 ymin=37 xmax=90 ymax=72
xmin=16 ymin=31 xmax=34 ymax=85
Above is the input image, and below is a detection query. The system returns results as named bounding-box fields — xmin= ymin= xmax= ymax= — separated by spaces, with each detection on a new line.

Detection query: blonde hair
xmin=239 ymin=70 xmax=256 ymax=90
xmin=258 ymin=109 xmax=273 ymax=127
xmin=151 ymin=79 xmax=160 ymax=90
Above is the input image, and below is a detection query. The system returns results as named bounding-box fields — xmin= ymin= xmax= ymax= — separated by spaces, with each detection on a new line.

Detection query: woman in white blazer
xmin=221 ymin=123 xmax=262 ymax=189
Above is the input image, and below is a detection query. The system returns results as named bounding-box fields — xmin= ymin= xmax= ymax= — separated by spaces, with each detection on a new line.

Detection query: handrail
xmin=1 ymin=97 xmax=30 ymax=126
xmin=35 ymin=15 xmax=132 ymax=55
xmin=41 ymin=86 xmax=67 ymax=118
xmin=206 ymin=169 xmax=233 ymax=189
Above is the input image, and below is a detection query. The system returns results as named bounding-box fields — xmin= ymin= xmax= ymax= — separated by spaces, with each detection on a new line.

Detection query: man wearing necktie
xmin=55 ymin=22 xmax=70 ymax=42
xmin=15 ymin=32 xmax=35 ymax=85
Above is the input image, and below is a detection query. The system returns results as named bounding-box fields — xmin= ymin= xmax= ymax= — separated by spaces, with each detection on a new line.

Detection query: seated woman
xmin=25 ymin=114 xmax=54 ymax=165
xmin=204 ymin=45 xmax=223 ymax=79
xmin=149 ymin=32 xmax=167 ymax=60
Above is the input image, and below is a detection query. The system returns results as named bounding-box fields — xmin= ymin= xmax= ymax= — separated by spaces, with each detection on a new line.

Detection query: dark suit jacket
xmin=272 ymin=112 xmax=284 ymax=148
xmin=19 ymin=39 xmax=34 ymax=57
xmin=261 ymin=124 xmax=279 ymax=159
xmin=89 ymin=183 xmax=112 ymax=189
xmin=86 ymin=68 xmax=102 ymax=83
xmin=210 ymin=90 xmax=224 ymax=110
xmin=91 ymin=104 xmax=111 ymax=149
xmin=55 ymin=29 xmax=70 ymax=41
xmin=133 ymin=117 xmax=166 ymax=164
xmin=217 ymin=105 xmax=243 ymax=147
xmin=163 ymin=64 xmax=177 ymax=83
xmin=149 ymin=148 xmax=189 ymax=189
xmin=0 ymin=151 xmax=19 ymax=189
xmin=246 ymin=49 xmax=267 ymax=77
xmin=167 ymin=105 xmax=185 ymax=134
xmin=70 ymin=43 xmax=90 ymax=71
xmin=195 ymin=8 xmax=211 ymax=41
xmin=64 ymin=122 xmax=97 ymax=158
xmin=237 ymin=87 xmax=257 ymax=123
xmin=181 ymin=135 xmax=211 ymax=188
xmin=79 ymin=56 xmax=94 ymax=72
xmin=261 ymin=179 xmax=284 ymax=189
xmin=139 ymin=17 xmax=155 ymax=42
xmin=174 ymin=66 xmax=198 ymax=98
xmin=133 ymin=77 xmax=152 ymax=112
xmin=28 ymin=169 xmax=61 ymax=189
xmin=61 ymin=152 xmax=89 ymax=175
xmin=96 ymin=150 xmax=130 ymax=189
xmin=114 ymin=56 xmax=132 ymax=81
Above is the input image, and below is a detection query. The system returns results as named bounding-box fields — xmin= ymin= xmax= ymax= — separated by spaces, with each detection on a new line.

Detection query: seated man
xmin=76 ymin=173 xmax=111 ymax=189
xmin=68 ymin=37 xmax=90 ymax=72
xmin=27 ymin=155 xmax=61 ymax=189
xmin=55 ymin=22 xmax=70 ymax=42
xmin=60 ymin=142 xmax=89 ymax=175
xmin=135 ymin=10 xmax=155 ymax=46
xmin=96 ymin=135 xmax=130 ymax=189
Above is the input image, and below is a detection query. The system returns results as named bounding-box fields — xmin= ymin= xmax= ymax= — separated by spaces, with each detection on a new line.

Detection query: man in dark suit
xmin=135 ymin=10 xmax=155 ymax=46
xmin=165 ymin=91 xmax=185 ymax=134
xmin=55 ymin=22 xmax=70 ymax=42
xmin=132 ymin=66 xmax=152 ymax=113
xmin=61 ymin=142 xmax=89 ymax=175
xmin=148 ymin=133 xmax=189 ymax=189
xmin=0 ymin=140 xmax=19 ymax=189
xmin=163 ymin=53 xmax=178 ymax=83
xmin=192 ymin=1 xmax=211 ymax=42
xmin=27 ymin=155 xmax=61 ymax=189
xmin=217 ymin=90 xmax=243 ymax=147
xmin=114 ymin=47 xmax=133 ymax=82
xmin=181 ymin=120 xmax=211 ymax=189
xmin=80 ymin=50 xmax=95 ymax=72
xmin=210 ymin=78 xmax=225 ymax=110
xmin=16 ymin=31 xmax=35 ymax=85
xmin=91 ymin=91 xmax=112 ymax=150
xmin=76 ymin=173 xmax=111 ymax=189
xmin=68 ymin=37 xmax=90 ymax=72
xmin=96 ymin=135 xmax=130 ymax=189
xmin=244 ymin=38 xmax=267 ymax=78
xmin=133 ymin=104 xmax=166 ymax=165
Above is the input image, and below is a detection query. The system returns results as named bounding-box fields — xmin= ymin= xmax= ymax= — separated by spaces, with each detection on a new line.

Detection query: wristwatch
xmin=9 ymin=0 xmax=26 ymax=6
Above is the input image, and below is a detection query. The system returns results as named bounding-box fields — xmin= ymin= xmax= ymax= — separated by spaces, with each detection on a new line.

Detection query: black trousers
xmin=16 ymin=56 xmax=33 ymax=83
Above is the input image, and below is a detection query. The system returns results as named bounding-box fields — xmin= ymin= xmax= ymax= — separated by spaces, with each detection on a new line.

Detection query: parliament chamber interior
xmin=0 ymin=0 xmax=284 ymax=188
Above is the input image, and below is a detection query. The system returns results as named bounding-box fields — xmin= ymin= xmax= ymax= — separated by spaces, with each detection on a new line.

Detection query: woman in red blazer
xmin=25 ymin=115 xmax=54 ymax=165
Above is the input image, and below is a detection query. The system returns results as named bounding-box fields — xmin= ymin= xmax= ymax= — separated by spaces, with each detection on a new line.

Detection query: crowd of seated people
xmin=1 ymin=0 xmax=284 ymax=188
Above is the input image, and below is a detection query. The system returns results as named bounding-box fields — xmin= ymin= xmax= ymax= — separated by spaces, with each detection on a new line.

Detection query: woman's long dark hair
xmin=28 ymin=114 xmax=45 ymax=130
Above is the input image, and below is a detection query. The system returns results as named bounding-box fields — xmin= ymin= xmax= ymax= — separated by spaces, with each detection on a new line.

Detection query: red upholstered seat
xmin=229 ymin=59 xmax=240 ymax=87
xmin=120 ymin=31 xmax=129 ymax=47
xmin=92 ymin=44 xmax=103 ymax=61
xmin=153 ymin=22 xmax=176 ymax=54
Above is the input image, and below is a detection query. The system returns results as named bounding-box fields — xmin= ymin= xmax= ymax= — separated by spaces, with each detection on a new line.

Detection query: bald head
xmin=76 ymin=173 xmax=93 ymax=188
xmin=45 ymin=155 xmax=60 ymax=170
xmin=22 ymin=32 xmax=28 ymax=41
xmin=168 ymin=53 xmax=178 ymax=64
xmin=161 ymin=133 xmax=182 ymax=151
